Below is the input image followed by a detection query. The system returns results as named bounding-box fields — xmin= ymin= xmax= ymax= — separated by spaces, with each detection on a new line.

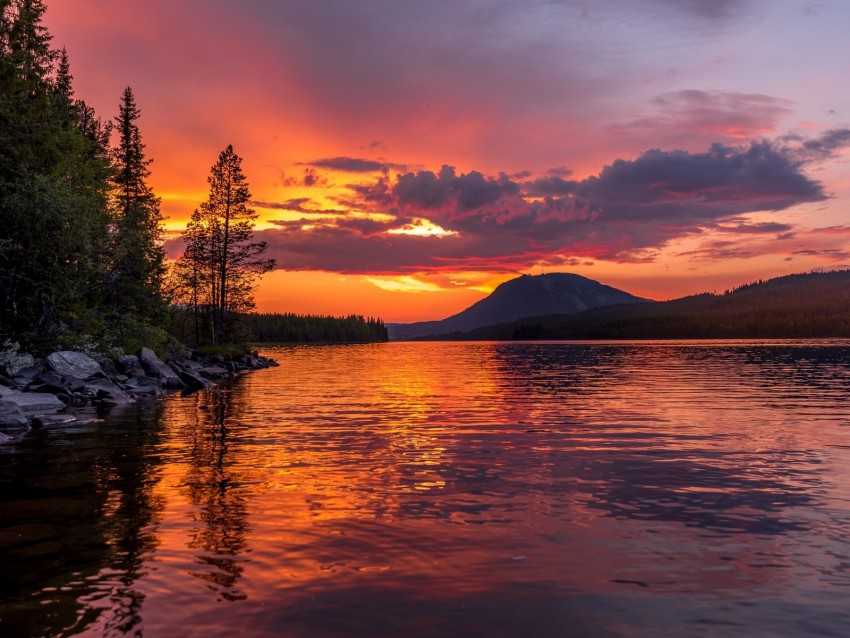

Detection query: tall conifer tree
xmin=177 ymin=146 xmax=274 ymax=345
xmin=110 ymin=87 xmax=166 ymax=322
xmin=1 ymin=0 xmax=111 ymax=348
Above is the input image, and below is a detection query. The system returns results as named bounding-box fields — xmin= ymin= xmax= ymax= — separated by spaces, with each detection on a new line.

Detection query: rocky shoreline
xmin=0 ymin=348 xmax=278 ymax=444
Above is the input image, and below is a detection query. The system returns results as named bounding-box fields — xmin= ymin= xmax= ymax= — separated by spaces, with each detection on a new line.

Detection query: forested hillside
xmin=427 ymin=270 xmax=850 ymax=340
xmin=1 ymin=2 xmax=168 ymax=353
xmin=389 ymin=273 xmax=648 ymax=339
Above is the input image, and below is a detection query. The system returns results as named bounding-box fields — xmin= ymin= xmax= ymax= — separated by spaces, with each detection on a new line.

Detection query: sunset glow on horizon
xmin=44 ymin=0 xmax=850 ymax=322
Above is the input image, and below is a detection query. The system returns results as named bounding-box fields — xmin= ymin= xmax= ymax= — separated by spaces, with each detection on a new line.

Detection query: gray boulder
xmin=239 ymin=355 xmax=259 ymax=368
xmin=85 ymin=383 xmax=135 ymax=406
xmin=115 ymin=354 xmax=145 ymax=377
xmin=167 ymin=361 xmax=183 ymax=374
xmin=121 ymin=376 xmax=162 ymax=396
xmin=199 ymin=365 xmax=229 ymax=378
xmin=0 ymin=390 xmax=65 ymax=415
xmin=138 ymin=348 xmax=184 ymax=389
xmin=28 ymin=371 xmax=85 ymax=394
xmin=46 ymin=351 xmax=103 ymax=379
xmin=179 ymin=371 xmax=214 ymax=391
xmin=0 ymin=399 xmax=29 ymax=429
xmin=179 ymin=359 xmax=205 ymax=372
xmin=13 ymin=365 xmax=43 ymax=381
xmin=2 ymin=353 xmax=35 ymax=376
xmin=117 ymin=355 xmax=145 ymax=377
xmin=95 ymin=357 xmax=118 ymax=376
xmin=86 ymin=376 xmax=119 ymax=389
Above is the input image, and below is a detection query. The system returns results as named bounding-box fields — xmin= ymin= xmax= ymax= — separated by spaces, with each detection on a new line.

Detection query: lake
xmin=2 ymin=341 xmax=850 ymax=637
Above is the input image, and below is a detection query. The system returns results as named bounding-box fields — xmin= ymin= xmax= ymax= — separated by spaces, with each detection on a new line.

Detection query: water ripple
xmin=2 ymin=341 xmax=850 ymax=637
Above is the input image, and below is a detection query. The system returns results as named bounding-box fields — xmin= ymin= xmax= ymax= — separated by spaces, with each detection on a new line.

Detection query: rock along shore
xmin=0 ymin=348 xmax=278 ymax=444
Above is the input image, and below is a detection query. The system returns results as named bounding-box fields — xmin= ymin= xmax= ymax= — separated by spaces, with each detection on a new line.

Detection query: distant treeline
xmin=423 ymin=270 xmax=850 ymax=341
xmin=244 ymin=313 xmax=388 ymax=344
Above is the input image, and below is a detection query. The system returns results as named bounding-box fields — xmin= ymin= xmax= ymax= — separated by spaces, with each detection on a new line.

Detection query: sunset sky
xmin=44 ymin=0 xmax=850 ymax=322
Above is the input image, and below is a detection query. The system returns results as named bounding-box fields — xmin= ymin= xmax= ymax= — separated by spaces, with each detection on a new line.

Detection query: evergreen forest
xmin=0 ymin=0 xmax=385 ymax=356
xmin=243 ymin=313 xmax=388 ymax=344
xmin=427 ymin=271 xmax=850 ymax=341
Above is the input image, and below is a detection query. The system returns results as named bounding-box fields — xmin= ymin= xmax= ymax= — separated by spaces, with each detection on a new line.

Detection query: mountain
xmin=434 ymin=270 xmax=850 ymax=340
xmin=387 ymin=273 xmax=650 ymax=339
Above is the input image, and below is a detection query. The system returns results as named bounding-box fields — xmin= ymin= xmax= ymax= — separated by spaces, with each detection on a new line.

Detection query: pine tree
xmin=110 ymin=87 xmax=166 ymax=326
xmin=54 ymin=46 xmax=71 ymax=97
xmin=1 ymin=2 xmax=172 ymax=353
xmin=173 ymin=208 xmax=212 ymax=344
xmin=0 ymin=1 xmax=112 ymax=348
xmin=177 ymin=145 xmax=275 ymax=345
xmin=0 ymin=0 xmax=55 ymax=177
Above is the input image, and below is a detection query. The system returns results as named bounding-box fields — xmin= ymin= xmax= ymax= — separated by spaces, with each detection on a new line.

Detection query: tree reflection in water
xmin=179 ymin=387 xmax=250 ymax=602
xmin=3 ymin=343 xmax=850 ymax=638
xmin=0 ymin=400 xmax=166 ymax=637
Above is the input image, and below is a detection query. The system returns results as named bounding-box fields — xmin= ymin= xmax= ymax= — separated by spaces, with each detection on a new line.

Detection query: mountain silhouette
xmin=388 ymin=273 xmax=650 ymax=339
xmin=434 ymin=269 xmax=850 ymax=341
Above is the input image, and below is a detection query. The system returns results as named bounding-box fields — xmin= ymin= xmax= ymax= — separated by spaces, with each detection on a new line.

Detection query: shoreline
xmin=0 ymin=348 xmax=278 ymax=444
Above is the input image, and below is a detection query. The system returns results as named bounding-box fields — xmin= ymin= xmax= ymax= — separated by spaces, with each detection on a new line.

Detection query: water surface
xmin=2 ymin=341 xmax=850 ymax=637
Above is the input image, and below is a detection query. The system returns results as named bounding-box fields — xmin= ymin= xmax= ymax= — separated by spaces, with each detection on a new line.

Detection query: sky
xmin=44 ymin=0 xmax=850 ymax=322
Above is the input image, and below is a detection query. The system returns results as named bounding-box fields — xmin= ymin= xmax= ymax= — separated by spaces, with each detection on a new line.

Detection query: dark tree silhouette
xmin=110 ymin=86 xmax=167 ymax=328
xmin=175 ymin=146 xmax=275 ymax=346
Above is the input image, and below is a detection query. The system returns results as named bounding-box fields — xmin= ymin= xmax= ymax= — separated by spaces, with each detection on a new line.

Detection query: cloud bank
xmin=190 ymin=129 xmax=844 ymax=274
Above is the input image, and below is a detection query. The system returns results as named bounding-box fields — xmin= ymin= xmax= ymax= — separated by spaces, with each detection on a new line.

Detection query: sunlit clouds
xmin=364 ymin=276 xmax=448 ymax=294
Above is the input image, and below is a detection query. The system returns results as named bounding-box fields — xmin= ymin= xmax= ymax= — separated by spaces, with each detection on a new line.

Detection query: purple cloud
xmin=169 ymin=133 xmax=843 ymax=274
xmin=304 ymin=156 xmax=407 ymax=173
xmin=787 ymin=128 xmax=850 ymax=162
xmin=393 ymin=166 xmax=520 ymax=212
xmin=610 ymin=91 xmax=794 ymax=145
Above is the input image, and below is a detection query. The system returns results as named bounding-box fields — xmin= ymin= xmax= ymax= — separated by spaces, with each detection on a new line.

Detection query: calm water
xmin=2 ymin=341 xmax=850 ymax=637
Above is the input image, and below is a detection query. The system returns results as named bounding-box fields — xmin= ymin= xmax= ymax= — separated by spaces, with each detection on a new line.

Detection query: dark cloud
xmin=251 ymin=198 xmax=312 ymax=211
xmin=273 ymin=168 xmax=331 ymax=189
xmin=813 ymin=225 xmax=850 ymax=235
xmin=610 ymin=90 xmax=794 ymax=143
xmin=365 ymin=140 xmax=388 ymax=152
xmin=647 ymin=0 xmax=750 ymax=20
xmin=251 ymin=198 xmax=347 ymax=216
xmin=305 ymin=156 xmax=406 ymax=173
xmin=714 ymin=221 xmax=794 ymax=234
xmin=793 ymin=248 xmax=850 ymax=259
xmin=574 ymin=141 xmax=823 ymax=224
xmin=335 ymin=216 xmax=413 ymax=237
xmin=525 ymin=176 xmax=576 ymax=197
xmin=791 ymin=128 xmax=850 ymax=162
xmin=274 ymin=169 xmax=297 ymax=188
xmin=251 ymin=226 xmax=466 ymax=274
xmin=250 ymin=135 xmax=836 ymax=274
xmin=393 ymin=166 xmax=520 ymax=212
xmin=346 ymin=177 xmax=393 ymax=208
xmin=302 ymin=167 xmax=329 ymax=187
xmin=676 ymin=242 xmax=758 ymax=261
xmin=266 ymin=218 xmax=315 ymax=229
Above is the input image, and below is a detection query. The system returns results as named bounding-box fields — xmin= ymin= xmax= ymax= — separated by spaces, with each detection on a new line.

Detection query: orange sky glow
xmin=44 ymin=1 xmax=850 ymax=322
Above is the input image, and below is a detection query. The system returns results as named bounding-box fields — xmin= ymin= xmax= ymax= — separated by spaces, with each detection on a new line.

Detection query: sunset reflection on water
xmin=2 ymin=341 xmax=850 ymax=637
